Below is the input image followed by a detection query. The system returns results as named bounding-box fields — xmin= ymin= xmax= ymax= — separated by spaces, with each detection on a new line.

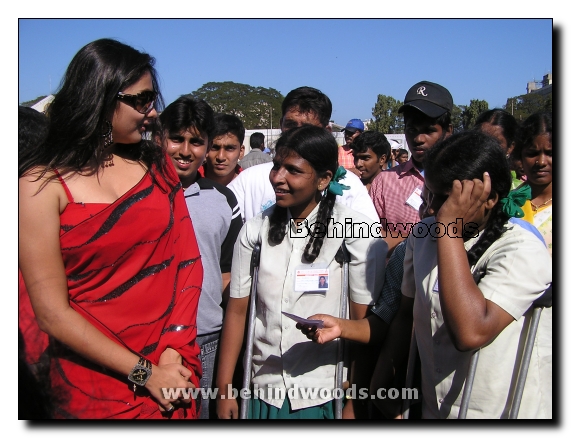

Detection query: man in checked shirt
xmin=369 ymin=81 xmax=454 ymax=255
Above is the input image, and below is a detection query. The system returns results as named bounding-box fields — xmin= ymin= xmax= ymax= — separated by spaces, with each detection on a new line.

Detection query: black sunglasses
xmin=116 ymin=90 xmax=157 ymax=114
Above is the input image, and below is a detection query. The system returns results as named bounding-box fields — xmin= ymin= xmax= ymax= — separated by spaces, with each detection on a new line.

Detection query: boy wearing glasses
xmin=156 ymin=97 xmax=243 ymax=419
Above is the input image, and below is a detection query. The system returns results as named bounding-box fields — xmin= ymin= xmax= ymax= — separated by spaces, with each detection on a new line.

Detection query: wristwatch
xmin=128 ymin=357 xmax=152 ymax=392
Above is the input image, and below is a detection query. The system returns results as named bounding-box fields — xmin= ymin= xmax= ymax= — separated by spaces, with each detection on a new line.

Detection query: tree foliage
xmin=504 ymin=92 xmax=552 ymax=122
xmin=451 ymin=105 xmax=464 ymax=133
xmin=460 ymin=99 xmax=489 ymax=131
xmin=368 ymin=94 xmax=404 ymax=133
xmin=185 ymin=81 xmax=284 ymax=129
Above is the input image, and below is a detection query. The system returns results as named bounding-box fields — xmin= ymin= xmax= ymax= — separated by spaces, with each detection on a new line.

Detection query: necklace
xmin=530 ymin=197 xmax=552 ymax=211
xmin=103 ymin=153 xmax=115 ymax=168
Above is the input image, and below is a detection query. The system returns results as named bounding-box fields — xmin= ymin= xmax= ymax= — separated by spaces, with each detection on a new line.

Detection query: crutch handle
xmin=533 ymin=283 xmax=552 ymax=308
xmin=250 ymin=244 xmax=261 ymax=273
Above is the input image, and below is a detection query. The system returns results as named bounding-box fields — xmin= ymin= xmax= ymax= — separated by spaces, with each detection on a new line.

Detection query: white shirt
xmin=402 ymin=217 xmax=552 ymax=419
xmin=230 ymin=202 xmax=387 ymax=409
xmin=228 ymin=162 xmax=379 ymax=222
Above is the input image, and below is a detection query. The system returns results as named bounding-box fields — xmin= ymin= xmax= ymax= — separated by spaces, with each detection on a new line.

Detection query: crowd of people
xmin=19 ymin=38 xmax=552 ymax=420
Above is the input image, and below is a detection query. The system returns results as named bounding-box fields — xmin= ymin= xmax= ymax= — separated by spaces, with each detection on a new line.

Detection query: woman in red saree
xmin=19 ymin=39 xmax=202 ymax=419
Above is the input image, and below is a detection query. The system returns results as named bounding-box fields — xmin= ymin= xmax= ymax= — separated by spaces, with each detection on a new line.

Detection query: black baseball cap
xmin=398 ymin=81 xmax=453 ymax=118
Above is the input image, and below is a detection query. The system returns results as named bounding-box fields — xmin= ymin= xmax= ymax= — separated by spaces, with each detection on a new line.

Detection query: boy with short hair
xmin=350 ymin=130 xmax=391 ymax=193
xmin=202 ymin=113 xmax=245 ymax=186
xmin=228 ymin=86 xmax=378 ymax=222
xmin=240 ymin=132 xmax=272 ymax=169
xmin=157 ymin=96 xmax=243 ymax=419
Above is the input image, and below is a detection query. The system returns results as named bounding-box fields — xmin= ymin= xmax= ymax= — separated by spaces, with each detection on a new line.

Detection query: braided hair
xmin=423 ymin=130 xmax=512 ymax=267
xmin=268 ymin=125 xmax=339 ymax=263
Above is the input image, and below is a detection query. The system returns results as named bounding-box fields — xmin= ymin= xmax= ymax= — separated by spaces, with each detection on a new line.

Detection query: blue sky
xmin=19 ymin=18 xmax=553 ymax=126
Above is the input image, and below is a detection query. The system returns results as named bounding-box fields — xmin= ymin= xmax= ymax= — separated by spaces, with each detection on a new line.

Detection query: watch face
xmin=132 ymin=368 xmax=148 ymax=383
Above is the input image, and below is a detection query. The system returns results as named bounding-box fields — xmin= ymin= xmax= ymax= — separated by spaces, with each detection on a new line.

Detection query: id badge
xmin=294 ymin=266 xmax=330 ymax=292
xmin=405 ymin=186 xmax=423 ymax=211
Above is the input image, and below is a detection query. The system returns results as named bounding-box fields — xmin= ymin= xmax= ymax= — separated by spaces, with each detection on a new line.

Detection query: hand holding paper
xmin=282 ymin=311 xmax=324 ymax=329
xmin=287 ymin=312 xmax=344 ymax=344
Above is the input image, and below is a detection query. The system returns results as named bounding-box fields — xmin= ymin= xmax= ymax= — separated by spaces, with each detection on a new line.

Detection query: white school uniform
xmin=402 ymin=217 xmax=552 ymax=419
xmin=230 ymin=202 xmax=387 ymax=410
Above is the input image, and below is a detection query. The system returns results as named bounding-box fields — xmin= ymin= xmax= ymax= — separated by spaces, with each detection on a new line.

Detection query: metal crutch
xmin=402 ymin=268 xmax=488 ymax=419
xmin=509 ymin=283 xmax=552 ymax=419
xmin=458 ymin=284 xmax=552 ymax=419
xmin=239 ymin=243 xmax=261 ymax=420
xmin=334 ymin=243 xmax=350 ymax=419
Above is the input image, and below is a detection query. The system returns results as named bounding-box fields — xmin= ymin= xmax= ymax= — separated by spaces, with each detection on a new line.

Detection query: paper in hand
xmin=282 ymin=311 xmax=324 ymax=329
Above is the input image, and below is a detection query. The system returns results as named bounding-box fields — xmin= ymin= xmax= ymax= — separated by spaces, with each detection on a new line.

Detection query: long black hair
xmin=18 ymin=106 xmax=49 ymax=177
xmin=20 ymin=39 xmax=170 ymax=187
xmin=424 ymin=130 xmax=512 ymax=266
xmin=269 ymin=125 xmax=338 ymax=263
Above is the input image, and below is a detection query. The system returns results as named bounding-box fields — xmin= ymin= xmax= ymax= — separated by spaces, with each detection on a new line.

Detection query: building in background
xmin=527 ymin=73 xmax=552 ymax=96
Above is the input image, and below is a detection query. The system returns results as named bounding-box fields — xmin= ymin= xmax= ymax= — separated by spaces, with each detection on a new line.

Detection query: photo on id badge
xmin=294 ymin=265 xmax=329 ymax=292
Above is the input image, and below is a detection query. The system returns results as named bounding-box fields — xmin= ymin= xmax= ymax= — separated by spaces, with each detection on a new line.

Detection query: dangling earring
xmin=101 ymin=121 xmax=114 ymax=167
xmin=102 ymin=121 xmax=114 ymax=148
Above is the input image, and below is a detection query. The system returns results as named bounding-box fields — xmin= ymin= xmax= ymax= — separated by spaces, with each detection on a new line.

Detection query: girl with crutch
xmin=216 ymin=125 xmax=386 ymax=419
xmin=371 ymin=130 xmax=552 ymax=419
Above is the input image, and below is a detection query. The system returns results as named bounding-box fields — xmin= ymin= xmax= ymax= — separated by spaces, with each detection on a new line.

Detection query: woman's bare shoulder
xmin=19 ymin=166 xmax=68 ymax=211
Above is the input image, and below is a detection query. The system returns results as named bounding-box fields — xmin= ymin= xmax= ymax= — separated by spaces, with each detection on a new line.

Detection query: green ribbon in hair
xmin=327 ymin=166 xmax=350 ymax=196
xmin=500 ymin=184 xmax=531 ymax=218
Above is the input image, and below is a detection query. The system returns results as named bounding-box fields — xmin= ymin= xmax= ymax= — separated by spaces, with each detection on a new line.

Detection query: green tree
xmin=504 ymin=92 xmax=552 ymax=121
xmin=460 ymin=99 xmax=489 ymax=131
xmin=451 ymin=104 xmax=464 ymax=133
xmin=368 ymin=94 xmax=403 ymax=133
xmin=186 ymin=81 xmax=284 ymax=129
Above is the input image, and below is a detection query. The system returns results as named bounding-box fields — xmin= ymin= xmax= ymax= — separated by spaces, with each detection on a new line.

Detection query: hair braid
xmin=303 ymin=191 xmax=336 ymax=263
xmin=466 ymin=207 xmax=510 ymax=267
xmin=269 ymin=205 xmax=289 ymax=244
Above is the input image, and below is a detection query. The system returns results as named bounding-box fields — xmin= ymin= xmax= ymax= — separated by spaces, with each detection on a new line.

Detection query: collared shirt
xmin=228 ymin=162 xmax=379 ymax=222
xmin=402 ymin=217 xmax=552 ymax=419
xmin=369 ymin=160 xmax=424 ymax=236
xmin=338 ymin=145 xmax=355 ymax=169
xmin=184 ymin=175 xmax=243 ymax=335
xmin=239 ymin=149 xmax=273 ymax=170
xmin=230 ymin=202 xmax=387 ymax=410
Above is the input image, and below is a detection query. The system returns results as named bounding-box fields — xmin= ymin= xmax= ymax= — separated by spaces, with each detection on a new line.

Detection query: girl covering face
xmin=370 ymin=130 xmax=551 ymax=419
xmin=216 ymin=125 xmax=387 ymax=419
